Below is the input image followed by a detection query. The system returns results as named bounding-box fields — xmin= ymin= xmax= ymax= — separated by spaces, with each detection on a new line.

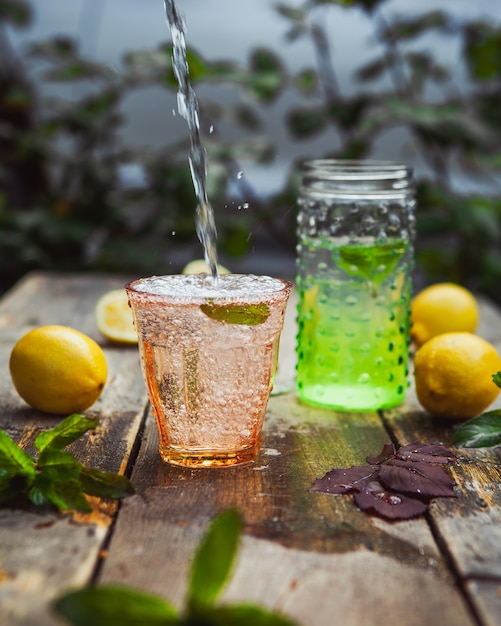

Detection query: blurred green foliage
xmin=0 ymin=0 xmax=500 ymax=299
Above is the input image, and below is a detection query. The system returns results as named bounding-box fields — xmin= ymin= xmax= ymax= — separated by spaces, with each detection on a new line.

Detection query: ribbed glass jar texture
xmin=295 ymin=160 xmax=416 ymax=411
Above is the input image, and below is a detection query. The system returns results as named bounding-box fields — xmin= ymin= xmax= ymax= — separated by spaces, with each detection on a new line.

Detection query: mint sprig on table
xmin=454 ymin=372 xmax=501 ymax=448
xmin=0 ymin=413 xmax=134 ymax=513
xmin=54 ymin=509 xmax=298 ymax=626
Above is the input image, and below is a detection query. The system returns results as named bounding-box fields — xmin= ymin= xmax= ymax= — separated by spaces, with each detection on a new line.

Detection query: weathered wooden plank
xmin=466 ymin=580 xmax=501 ymax=626
xmin=0 ymin=271 xmax=134 ymax=344
xmin=1 ymin=273 xmax=500 ymax=626
xmin=99 ymin=395 xmax=476 ymax=626
xmin=0 ymin=272 xmax=149 ymax=625
xmin=382 ymin=296 xmax=501 ymax=626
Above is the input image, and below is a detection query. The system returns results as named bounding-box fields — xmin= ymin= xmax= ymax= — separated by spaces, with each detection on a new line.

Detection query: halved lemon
xmin=182 ymin=259 xmax=230 ymax=275
xmin=95 ymin=289 xmax=137 ymax=344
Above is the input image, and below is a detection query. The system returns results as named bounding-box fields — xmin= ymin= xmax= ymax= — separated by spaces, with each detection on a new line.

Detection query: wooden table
xmin=0 ymin=271 xmax=500 ymax=626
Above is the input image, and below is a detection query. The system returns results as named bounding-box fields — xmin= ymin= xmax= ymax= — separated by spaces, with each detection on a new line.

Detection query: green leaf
xmin=34 ymin=414 xmax=99 ymax=452
xmin=0 ymin=0 xmax=32 ymax=28
xmin=29 ymin=36 xmax=77 ymax=61
xmin=275 ymin=5 xmax=305 ymax=22
xmin=37 ymin=447 xmax=82 ymax=482
xmin=492 ymin=372 xmax=501 ymax=388
xmin=0 ymin=430 xmax=35 ymax=479
xmin=356 ymin=56 xmax=388 ymax=82
xmin=200 ymin=303 xmax=269 ymax=325
xmin=0 ymin=474 xmax=32 ymax=504
xmin=383 ymin=11 xmax=449 ymax=42
xmin=188 ymin=509 xmax=242 ymax=610
xmin=200 ymin=604 xmax=299 ymax=626
xmin=79 ymin=467 xmax=135 ymax=499
xmin=29 ymin=475 xmax=92 ymax=513
xmin=45 ymin=61 xmax=113 ymax=82
xmin=53 ymin=585 xmax=178 ymax=626
xmin=287 ymin=106 xmax=327 ymax=138
xmin=464 ymin=23 xmax=501 ymax=81
xmin=293 ymin=69 xmax=318 ymax=95
xmin=453 ymin=410 xmax=501 ymax=448
xmin=248 ymin=48 xmax=285 ymax=102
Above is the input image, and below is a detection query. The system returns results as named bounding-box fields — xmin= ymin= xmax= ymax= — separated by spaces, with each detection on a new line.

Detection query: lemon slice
xmin=182 ymin=259 xmax=231 ymax=275
xmin=95 ymin=289 xmax=137 ymax=344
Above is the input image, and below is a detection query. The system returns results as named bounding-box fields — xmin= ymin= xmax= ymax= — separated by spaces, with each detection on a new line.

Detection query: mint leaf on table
xmin=29 ymin=475 xmax=93 ymax=513
xmin=188 ymin=508 xmax=242 ymax=611
xmin=0 ymin=414 xmax=134 ymax=513
xmin=0 ymin=429 xmax=36 ymax=478
xmin=54 ymin=585 xmax=178 ymax=626
xmin=55 ymin=510 xmax=299 ymax=626
xmin=453 ymin=410 xmax=501 ymax=448
xmin=311 ymin=442 xmax=458 ymax=521
xmin=35 ymin=413 xmax=99 ymax=452
xmin=79 ymin=467 xmax=135 ymax=499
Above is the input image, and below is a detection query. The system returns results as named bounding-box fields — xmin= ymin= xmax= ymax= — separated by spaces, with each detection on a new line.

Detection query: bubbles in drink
xmin=126 ymin=274 xmax=291 ymax=467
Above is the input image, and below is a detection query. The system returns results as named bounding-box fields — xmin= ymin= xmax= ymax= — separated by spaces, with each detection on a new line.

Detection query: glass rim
xmin=125 ymin=273 xmax=292 ymax=303
xmin=302 ymin=159 xmax=412 ymax=180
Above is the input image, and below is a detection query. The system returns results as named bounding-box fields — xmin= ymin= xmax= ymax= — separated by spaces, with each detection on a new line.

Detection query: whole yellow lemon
xmin=414 ymin=332 xmax=501 ymax=419
xmin=9 ymin=325 xmax=108 ymax=415
xmin=411 ymin=283 xmax=479 ymax=347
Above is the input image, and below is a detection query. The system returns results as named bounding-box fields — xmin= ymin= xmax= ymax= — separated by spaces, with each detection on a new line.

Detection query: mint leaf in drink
xmin=453 ymin=410 xmax=501 ymax=448
xmin=188 ymin=509 xmax=242 ymax=610
xmin=35 ymin=413 xmax=99 ymax=452
xmin=338 ymin=240 xmax=406 ymax=286
xmin=200 ymin=302 xmax=270 ymax=325
xmin=311 ymin=441 xmax=458 ymax=521
xmin=54 ymin=585 xmax=178 ymax=626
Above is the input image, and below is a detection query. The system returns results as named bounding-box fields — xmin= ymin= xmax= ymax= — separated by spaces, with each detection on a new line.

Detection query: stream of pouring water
xmin=163 ymin=0 xmax=219 ymax=280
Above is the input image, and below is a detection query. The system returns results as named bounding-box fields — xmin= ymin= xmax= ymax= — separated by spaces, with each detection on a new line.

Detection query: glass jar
xmin=295 ymin=159 xmax=416 ymax=411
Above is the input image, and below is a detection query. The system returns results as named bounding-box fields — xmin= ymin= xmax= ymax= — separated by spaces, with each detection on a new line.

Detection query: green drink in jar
xmin=295 ymin=161 xmax=415 ymax=411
